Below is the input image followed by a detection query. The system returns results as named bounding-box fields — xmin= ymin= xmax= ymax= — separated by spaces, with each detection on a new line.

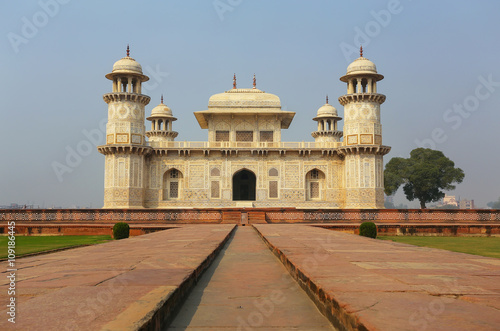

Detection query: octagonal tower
xmin=338 ymin=47 xmax=391 ymax=208
xmin=98 ymin=46 xmax=151 ymax=208
xmin=311 ymin=96 xmax=343 ymax=144
xmin=146 ymin=95 xmax=178 ymax=145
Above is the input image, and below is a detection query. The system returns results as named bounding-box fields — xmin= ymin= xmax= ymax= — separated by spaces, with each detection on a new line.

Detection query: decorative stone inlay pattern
xmin=347 ymin=135 xmax=358 ymax=145
xmin=284 ymin=164 xmax=299 ymax=188
xmin=184 ymin=189 xmax=208 ymax=200
xmin=360 ymin=134 xmax=373 ymax=144
xmin=189 ymin=165 xmax=205 ymax=189
xmin=211 ymin=181 xmax=220 ymax=198
xmin=3 ymin=209 xmax=500 ymax=222
xmin=269 ymin=181 xmax=278 ymax=198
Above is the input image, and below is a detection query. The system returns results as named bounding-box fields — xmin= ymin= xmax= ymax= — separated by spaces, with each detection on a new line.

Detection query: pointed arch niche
xmin=163 ymin=168 xmax=183 ymax=200
xmin=306 ymin=169 xmax=325 ymax=201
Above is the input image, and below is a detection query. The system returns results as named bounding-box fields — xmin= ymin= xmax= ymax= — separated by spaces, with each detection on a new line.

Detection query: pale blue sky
xmin=1 ymin=0 xmax=499 ymax=208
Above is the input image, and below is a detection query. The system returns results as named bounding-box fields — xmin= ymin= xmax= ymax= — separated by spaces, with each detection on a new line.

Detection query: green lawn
xmin=0 ymin=235 xmax=112 ymax=259
xmin=378 ymin=236 xmax=500 ymax=259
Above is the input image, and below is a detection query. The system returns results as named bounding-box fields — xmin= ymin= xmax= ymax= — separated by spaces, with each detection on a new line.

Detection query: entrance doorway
xmin=232 ymin=169 xmax=256 ymax=201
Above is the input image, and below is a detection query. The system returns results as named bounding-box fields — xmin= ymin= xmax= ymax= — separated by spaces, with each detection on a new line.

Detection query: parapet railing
xmin=146 ymin=141 xmax=343 ymax=149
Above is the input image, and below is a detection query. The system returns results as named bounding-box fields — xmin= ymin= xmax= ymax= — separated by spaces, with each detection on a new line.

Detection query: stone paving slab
xmin=0 ymin=225 xmax=235 ymax=331
xmin=168 ymin=226 xmax=335 ymax=330
xmin=254 ymin=224 xmax=500 ymax=331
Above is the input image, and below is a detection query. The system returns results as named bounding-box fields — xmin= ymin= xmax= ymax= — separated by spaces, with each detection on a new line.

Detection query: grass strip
xmin=0 ymin=235 xmax=112 ymax=259
xmin=378 ymin=236 xmax=500 ymax=259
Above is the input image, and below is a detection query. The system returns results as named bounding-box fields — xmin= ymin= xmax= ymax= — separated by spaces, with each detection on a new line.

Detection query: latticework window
xmin=169 ymin=181 xmax=179 ymax=199
xmin=170 ymin=169 xmax=179 ymax=178
xmin=310 ymin=169 xmax=319 ymax=180
xmin=268 ymin=168 xmax=278 ymax=177
xmin=269 ymin=181 xmax=278 ymax=198
xmin=310 ymin=182 xmax=319 ymax=199
xmin=236 ymin=131 xmax=253 ymax=142
xmin=260 ymin=131 xmax=273 ymax=142
xmin=211 ymin=181 xmax=220 ymax=198
xmin=210 ymin=168 xmax=220 ymax=177
xmin=216 ymin=131 xmax=229 ymax=141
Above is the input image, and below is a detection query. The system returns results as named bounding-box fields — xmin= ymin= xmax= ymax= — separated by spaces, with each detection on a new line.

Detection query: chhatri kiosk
xmin=98 ymin=47 xmax=390 ymax=209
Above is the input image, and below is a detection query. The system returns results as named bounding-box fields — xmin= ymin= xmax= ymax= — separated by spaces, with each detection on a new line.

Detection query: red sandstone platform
xmin=0 ymin=225 xmax=235 ymax=330
xmin=255 ymin=224 xmax=500 ymax=330
xmin=2 ymin=224 xmax=500 ymax=330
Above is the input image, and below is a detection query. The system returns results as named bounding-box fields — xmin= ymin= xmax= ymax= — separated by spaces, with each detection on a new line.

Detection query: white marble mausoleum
xmin=98 ymin=47 xmax=390 ymax=209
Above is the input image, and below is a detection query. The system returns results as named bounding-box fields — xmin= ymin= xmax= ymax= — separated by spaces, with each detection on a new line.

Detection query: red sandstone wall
xmin=0 ymin=224 xmax=174 ymax=237
xmin=1 ymin=208 xmax=500 ymax=223
xmin=1 ymin=208 xmax=500 ymax=237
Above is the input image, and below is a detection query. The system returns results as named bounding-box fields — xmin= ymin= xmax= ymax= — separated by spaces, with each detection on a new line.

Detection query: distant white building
xmin=438 ymin=195 xmax=475 ymax=209
xmin=442 ymin=195 xmax=458 ymax=206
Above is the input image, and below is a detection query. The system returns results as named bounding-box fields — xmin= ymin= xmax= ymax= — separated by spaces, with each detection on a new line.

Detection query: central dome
xmin=208 ymin=88 xmax=281 ymax=109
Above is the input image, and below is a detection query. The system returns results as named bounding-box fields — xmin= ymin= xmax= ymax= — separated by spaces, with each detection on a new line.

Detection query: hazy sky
xmin=1 ymin=0 xmax=499 ymax=208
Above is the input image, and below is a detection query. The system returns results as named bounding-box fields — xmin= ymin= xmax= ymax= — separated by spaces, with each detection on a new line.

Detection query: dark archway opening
xmin=232 ymin=170 xmax=256 ymax=201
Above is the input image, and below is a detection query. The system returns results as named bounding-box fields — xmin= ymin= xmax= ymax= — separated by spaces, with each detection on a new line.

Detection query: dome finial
xmin=326 ymin=94 xmax=329 ymax=104
xmin=126 ymin=44 xmax=130 ymax=57
xmin=233 ymin=73 xmax=237 ymax=89
xmin=161 ymin=94 xmax=164 ymax=104
xmin=360 ymin=45 xmax=363 ymax=57
xmin=253 ymin=74 xmax=256 ymax=89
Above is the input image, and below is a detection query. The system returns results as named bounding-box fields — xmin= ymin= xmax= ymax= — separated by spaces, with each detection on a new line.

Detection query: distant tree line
xmin=487 ymin=198 xmax=500 ymax=209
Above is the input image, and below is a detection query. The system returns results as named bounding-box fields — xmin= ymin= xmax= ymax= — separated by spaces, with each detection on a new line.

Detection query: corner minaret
xmin=311 ymin=95 xmax=343 ymax=143
xmin=97 ymin=46 xmax=151 ymax=208
xmin=338 ymin=47 xmax=391 ymax=208
xmin=146 ymin=95 xmax=178 ymax=145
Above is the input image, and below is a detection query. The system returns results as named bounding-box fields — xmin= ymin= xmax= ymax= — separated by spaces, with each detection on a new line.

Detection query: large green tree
xmin=384 ymin=148 xmax=465 ymax=209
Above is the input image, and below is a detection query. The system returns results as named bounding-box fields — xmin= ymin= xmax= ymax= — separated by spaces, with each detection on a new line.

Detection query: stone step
xmin=221 ymin=211 xmax=242 ymax=223
xmin=248 ymin=211 xmax=267 ymax=223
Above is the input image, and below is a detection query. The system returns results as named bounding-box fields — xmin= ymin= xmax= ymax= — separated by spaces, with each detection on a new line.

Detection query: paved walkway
xmin=0 ymin=225 xmax=235 ymax=331
xmin=2 ymin=224 xmax=500 ymax=330
xmin=255 ymin=224 xmax=500 ymax=331
xmin=168 ymin=226 xmax=335 ymax=330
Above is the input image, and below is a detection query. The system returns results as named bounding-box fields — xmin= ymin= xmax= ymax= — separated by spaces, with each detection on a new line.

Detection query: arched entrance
xmin=232 ymin=169 xmax=256 ymax=201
